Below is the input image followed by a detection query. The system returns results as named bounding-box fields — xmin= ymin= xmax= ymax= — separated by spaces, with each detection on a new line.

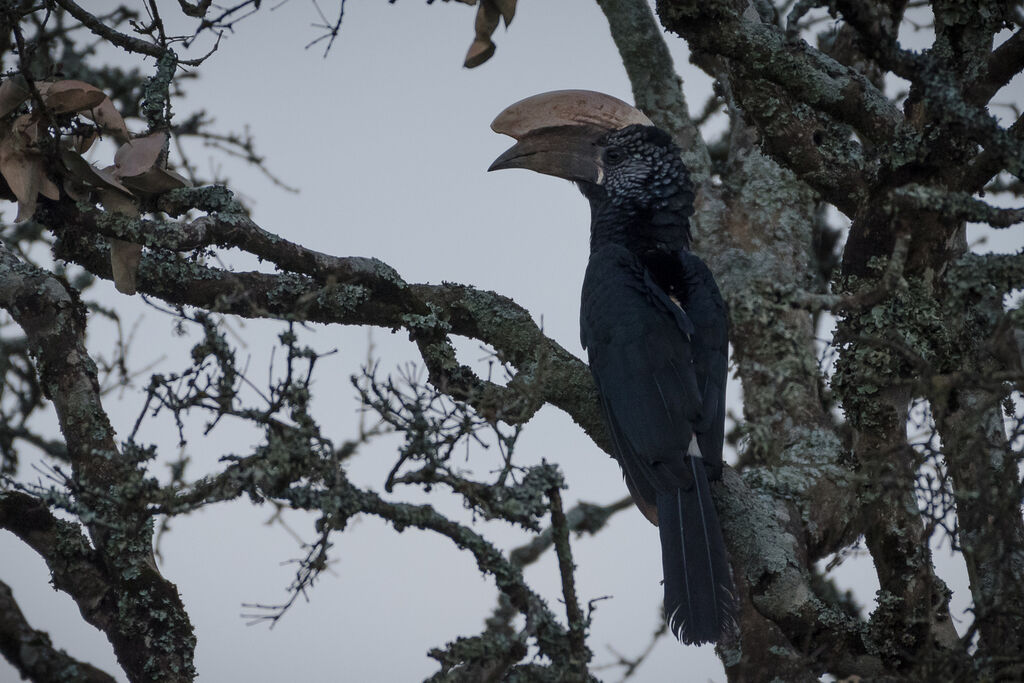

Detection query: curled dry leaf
xmin=12 ymin=113 xmax=41 ymax=142
xmin=43 ymin=80 xmax=132 ymax=142
xmin=0 ymin=78 xmax=141 ymax=220
xmin=464 ymin=0 xmax=501 ymax=68
xmin=494 ymin=0 xmax=516 ymax=25
xmin=71 ymin=129 xmax=99 ymax=154
xmin=8 ymin=79 xmax=130 ymax=142
xmin=99 ymin=165 xmax=135 ymax=195
xmin=39 ymin=79 xmax=132 ymax=146
xmin=0 ymin=113 xmax=59 ymax=221
xmin=39 ymin=80 xmax=107 ymax=115
xmin=464 ymin=39 xmax=495 ymax=68
xmin=114 ymin=131 xmax=167 ymax=179
xmin=0 ymin=130 xmax=42 ymax=222
xmin=60 ymin=148 xmax=133 ymax=195
xmin=0 ymin=78 xmax=30 ymax=118
xmin=62 ymin=176 xmax=89 ymax=202
xmin=475 ymin=1 xmax=501 ymax=44
xmin=109 ymin=238 xmax=143 ymax=295
xmin=39 ymin=174 xmax=59 ymax=201
xmin=99 ymin=187 xmax=138 ymax=217
xmin=81 ymin=98 xmax=131 ymax=144
xmin=99 ymin=188 xmax=143 ymax=295
xmin=121 ymin=167 xmax=190 ymax=195
xmin=14 ymin=193 xmax=38 ymax=222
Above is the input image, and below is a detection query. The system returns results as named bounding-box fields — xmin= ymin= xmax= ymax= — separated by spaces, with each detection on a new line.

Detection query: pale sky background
xmin=1 ymin=1 xmax=1019 ymax=681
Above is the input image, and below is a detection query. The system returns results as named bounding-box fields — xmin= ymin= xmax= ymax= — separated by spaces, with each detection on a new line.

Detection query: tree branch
xmin=934 ymin=387 xmax=1024 ymax=675
xmin=0 ymin=577 xmax=118 ymax=683
xmin=966 ymin=28 xmax=1024 ymax=105
xmin=832 ymin=0 xmax=920 ymax=78
xmin=733 ymin=77 xmax=871 ymax=216
xmin=548 ymin=486 xmax=590 ymax=673
xmin=51 ymin=0 xmax=166 ymax=58
xmin=653 ymin=1 xmax=879 ymax=215
xmin=716 ymin=469 xmax=882 ymax=680
xmin=41 ymin=197 xmax=610 ymax=450
xmin=890 ymin=184 xmax=1024 ymax=228
xmin=0 ymin=243 xmax=196 ymax=683
xmin=962 ymin=113 xmax=1024 ymax=193
xmin=656 ymin=0 xmax=903 ymax=144
xmin=0 ymin=491 xmax=112 ymax=633
xmin=509 ymin=496 xmax=633 ymax=568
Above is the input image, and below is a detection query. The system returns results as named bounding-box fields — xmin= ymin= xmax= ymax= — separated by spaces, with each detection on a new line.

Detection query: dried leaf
xmin=97 ymin=165 xmax=134 ymax=194
xmin=14 ymin=191 xmax=38 ymax=222
xmin=81 ymin=98 xmax=131 ymax=144
xmin=100 ymin=188 xmax=142 ymax=294
xmin=114 ymin=132 xmax=167 ymax=178
xmin=7 ymin=152 xmax=41 ymax=203
xmin=39 ymin=173 xmax=59 ymax=200
xmin=121 ymin=167 xmax=190 ymax=194
xmin=0 ymin=78 xmax=29 ymax=118
xmin=475 ymin=0 xmax=501 ymax=36
xmin=109 ymin=238 xmax=143 ymax=294
xmin=12 ymin=113 xmax=41 ymax=142
xmin=63 ymin=176 xmax=89 ymax=202
xmin=37 ymin=80 xmax=131 ymax=142
xmin=494 ymin=0 xmax=516 ymax=26
xmin=465 ymin=0 xmax=501 ymax=69
xmin=162 ymin=167 xmax=191 ymax=188
xmin=0 ymin=135 xmax=42 ymax=222
xmin=71 ymin=129 xmax=99 ymax=154
xmin=464 ymin=39 xmax=496 ymax=68
xmin=41 ymin=80 xmax=107 ymax=114
xmin=60 ymin=148 xmax=133 ymax=195
xmin=100 ymin=188 xmax=138 ymax=216
xmin=0 ymin=123 xmax=19 ymax=204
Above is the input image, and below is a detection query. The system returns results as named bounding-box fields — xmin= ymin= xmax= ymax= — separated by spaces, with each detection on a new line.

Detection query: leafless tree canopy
xmin=1 ymin=0 xmax=1023 ymax=681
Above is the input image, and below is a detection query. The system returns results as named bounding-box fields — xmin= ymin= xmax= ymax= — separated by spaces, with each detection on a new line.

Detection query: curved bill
xmin=487 ymin=124 xmax=606 ymax=184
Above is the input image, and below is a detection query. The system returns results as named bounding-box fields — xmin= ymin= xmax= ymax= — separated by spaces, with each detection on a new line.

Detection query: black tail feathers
xmin=656 ymin=457 xmax=735 ymax=645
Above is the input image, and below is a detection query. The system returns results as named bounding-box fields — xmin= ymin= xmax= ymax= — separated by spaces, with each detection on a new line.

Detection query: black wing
xmin=581 ymin=245 xmax=734 ymax=643
xmin=670 ymin=250 xmax=728 ymax=479
xmin=580 ymin=245 xmax=703 ymax=512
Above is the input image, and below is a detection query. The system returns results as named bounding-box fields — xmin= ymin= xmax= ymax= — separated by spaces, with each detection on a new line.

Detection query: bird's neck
xmin=588 ymin=200 xmax=630 ymax=251
xmin=587 ymin=196 xmax=692 ymax=256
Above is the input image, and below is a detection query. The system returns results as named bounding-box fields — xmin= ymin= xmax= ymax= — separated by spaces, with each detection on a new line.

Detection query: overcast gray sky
xmin=1 ymin=1 xmax=1006 ymax=681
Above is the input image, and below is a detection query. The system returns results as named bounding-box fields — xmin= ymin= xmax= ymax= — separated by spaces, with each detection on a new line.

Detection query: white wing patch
xmin=687 ymin=434 xmax=702 ymax=459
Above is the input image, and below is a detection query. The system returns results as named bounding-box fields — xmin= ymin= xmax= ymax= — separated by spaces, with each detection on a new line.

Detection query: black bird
xmin=489 ymin=91 xmax=734 ymax=645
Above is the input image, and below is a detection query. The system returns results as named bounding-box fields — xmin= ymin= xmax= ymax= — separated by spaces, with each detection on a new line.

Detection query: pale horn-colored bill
xmin=490 ymin=90 xmax=653 ymax=139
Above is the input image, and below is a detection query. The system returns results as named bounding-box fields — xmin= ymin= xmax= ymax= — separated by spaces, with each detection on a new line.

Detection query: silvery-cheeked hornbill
xmin=488 ymin=91 xmax=735 ymax=645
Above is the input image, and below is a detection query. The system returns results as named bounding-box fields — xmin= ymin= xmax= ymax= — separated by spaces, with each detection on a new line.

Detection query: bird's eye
xmin=603 ymin=147 xmax=626 ymax=166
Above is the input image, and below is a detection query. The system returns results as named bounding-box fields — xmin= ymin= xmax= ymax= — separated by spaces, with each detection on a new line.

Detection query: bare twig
xmin=549 ymin=486 xmax=590 ymax=672
xmin=52 ymin=0 xmax=166 ymax=57
xmin=0 ymin=578 xmax=118 ymax=683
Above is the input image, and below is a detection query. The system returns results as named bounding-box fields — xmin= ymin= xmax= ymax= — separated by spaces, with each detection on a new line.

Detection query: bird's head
xmin=488 ymin=90 xmax=693 ymax=250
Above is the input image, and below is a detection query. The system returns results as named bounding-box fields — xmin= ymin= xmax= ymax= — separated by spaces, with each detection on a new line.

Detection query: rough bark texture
xmin=0 ymin=247 xmax=197 ymax=682
xmin=0 ymin=578 xmax=117 ymax=683
xmin=650 ymin=0 xmax=1024 ymax=679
